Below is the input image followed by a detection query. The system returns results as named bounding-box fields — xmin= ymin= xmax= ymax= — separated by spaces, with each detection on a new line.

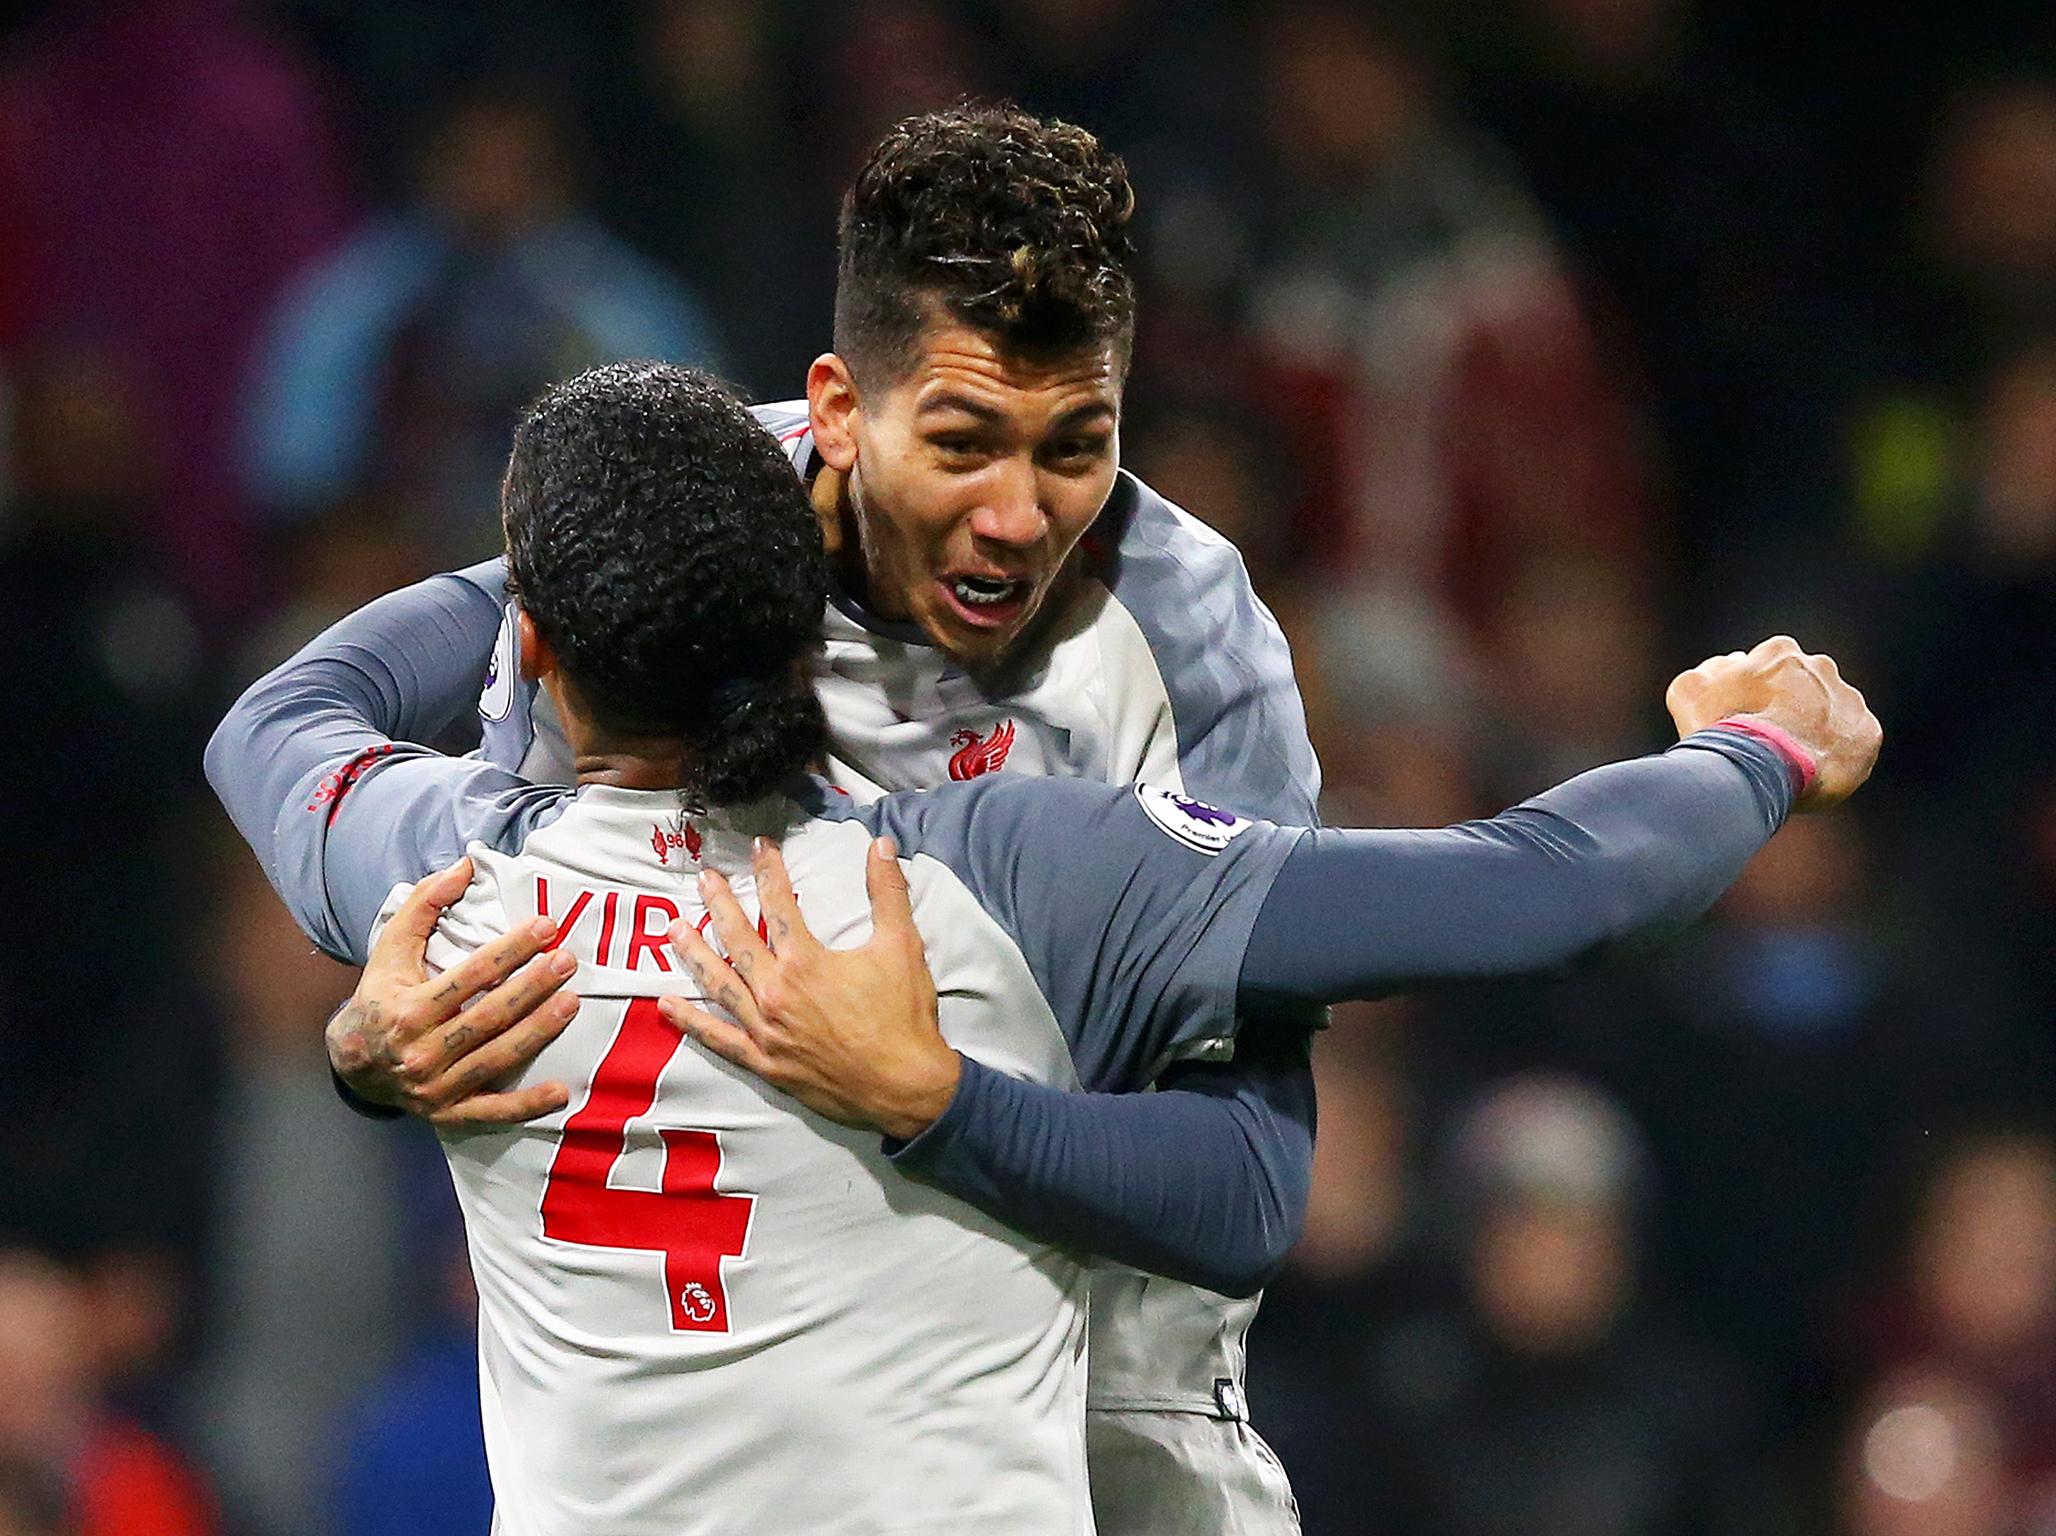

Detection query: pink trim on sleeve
xmin=1715 ymin=717 xmax=1818 ymax=798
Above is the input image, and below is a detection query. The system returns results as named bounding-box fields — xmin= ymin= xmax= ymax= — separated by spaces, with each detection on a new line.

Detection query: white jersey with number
xmin=349 ymin=772 xmax=1301 ymax=1536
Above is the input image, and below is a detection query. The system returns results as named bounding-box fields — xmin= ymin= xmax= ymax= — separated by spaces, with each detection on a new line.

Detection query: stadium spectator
xmin=265 ymin=0 xmax=615 ymax=183
xmin=799 ymin=0 xmax=988 ymax=180
xmin=1923 ymin=80 xmax=2056 ymax=379
xmin=1840 ymin=1130 xmax=2056 ymax=1529
xmin=185 ymin=844 xmax=410 ymax=1536
xmin=1121 ymin=398 xmax=1297 ymax=588
xmin=227 ymin=492 xmax=437 ymax=686
xmin=0 ymin=346 xmax=220 ymax=1265
xmin=580 ymin=0 xmax=829 ymax=398
xmin=1260 ymin=1075 xmax=1757 ymax=1536
xmin=0 ymin=0 xmax=349 ymax=620
xmin=240 ymin=78 xmax=721 ymax=561
xmin=1636 ymin=816 xmax=2042 ymax=1384
xmin=330 ymin=1243 xmax=493 ymax=1536
xmin=1836 ymin=1371 xmax=2014 ymax=1536
xmin=1848 ymin=80 xmax=2056 ymax=577
xmin=1473 ymin=0 xmax=1852 ymax=587
xmin=1371 ymin=1077 xmax=1757 ymax=1536
xmin=1874 ymin=343 xmax=2056 ymax=1018
xmin=0 ymin=1457 xmax=67 ymax=1536
xmin=969 ymin=0 xmax=1235 ymax=166
xmin=1477 ymin=546 xmax=1665 ymax=791
xmin=1244 ymin=1007 xmax=1424 ymax=1535
xmin=1246 ymin=0 xmax=1656 ymax=731
xmin=0 ymin=1251 xmax=216 ymax=1536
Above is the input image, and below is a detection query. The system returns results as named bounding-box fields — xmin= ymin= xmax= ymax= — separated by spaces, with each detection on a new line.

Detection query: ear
xmin=516 ymin=608 xmax=557 ymax=681
xmin=807 ymin=353 xmax=860 ymax=473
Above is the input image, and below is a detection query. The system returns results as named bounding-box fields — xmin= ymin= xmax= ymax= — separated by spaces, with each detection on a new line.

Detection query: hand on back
xmin=326 ymin=858 xmax=579 ymax=1126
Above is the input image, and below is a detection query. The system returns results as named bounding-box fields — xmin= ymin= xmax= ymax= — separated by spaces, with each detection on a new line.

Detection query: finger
xmin=428 ymin=1080 xmax=573 ymax=1128
xmin=365 ymin=857 xmax=474 ymax=985
xmin=1752 ymin=634 xmax=1801 ymax=662
xmin=753 ymin=838 xmax=820 ymax=956
xmin=420 ymin=990 xmax=580 ymax=1108
xmin=864 ymin=837 xmax=924 ymax=955
xmin=661 ymin=997 xmax=781 ymax=1081
xmin=669 ymin=919 xmax=765 ymax=1032
xmin=699 ymin=867 xmax=773 ymax=981
xmin=1812 ymin=652 xmax=1844 ymax=683
xmin=409 ymin=952 xmax=578 ymax=1079
xmin=415 ymin=916 xmax=562 ymax=1029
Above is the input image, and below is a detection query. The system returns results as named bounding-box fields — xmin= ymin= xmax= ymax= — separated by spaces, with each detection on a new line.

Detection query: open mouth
xmin=938 ymin=573 xmax=1032 ymax=629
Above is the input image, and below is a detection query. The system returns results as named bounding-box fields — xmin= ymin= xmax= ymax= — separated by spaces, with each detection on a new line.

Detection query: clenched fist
xmin=1665 ymin=635 xmax=1882 ymax=811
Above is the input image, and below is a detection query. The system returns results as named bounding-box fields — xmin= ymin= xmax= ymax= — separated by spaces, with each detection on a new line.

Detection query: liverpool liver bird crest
xmin=947 ymin=719 xmax=1017 ymax=780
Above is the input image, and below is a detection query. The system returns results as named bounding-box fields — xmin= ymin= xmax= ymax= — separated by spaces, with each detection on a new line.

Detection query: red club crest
xmin=948 ymin=719 xmax=1017 ymax=781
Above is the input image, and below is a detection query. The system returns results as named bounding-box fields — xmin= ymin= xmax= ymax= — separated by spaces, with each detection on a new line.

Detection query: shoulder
xmin=857 ymin=775 xmax=1280 ymax=879
xmin=334 ymin=751 xmax=574 ymax=867
xmin=1093 ymin=477 xmax=1250 ymax=629
xmin=1083 ymin=470 xmax=1321 ymax=820
xmin=1086 ymin=470 xmax=1288 ymax=678
xmin=855 ymin=775 xmax=1115 ymax=865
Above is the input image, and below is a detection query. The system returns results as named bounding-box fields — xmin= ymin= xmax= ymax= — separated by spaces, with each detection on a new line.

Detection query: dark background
xmin=1 ymin=1 xmax=2052 ymax=1533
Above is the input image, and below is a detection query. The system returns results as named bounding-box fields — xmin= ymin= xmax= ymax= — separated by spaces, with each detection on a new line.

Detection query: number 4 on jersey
xmin=541 ymin=998 xmax=755 ymax=1332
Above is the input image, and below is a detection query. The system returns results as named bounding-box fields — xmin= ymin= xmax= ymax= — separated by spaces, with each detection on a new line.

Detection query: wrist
xmin=1714 ymin=715 xmax=1819 ymax=798
xmin=875 ymin=1049 xmax=964 ymax=1142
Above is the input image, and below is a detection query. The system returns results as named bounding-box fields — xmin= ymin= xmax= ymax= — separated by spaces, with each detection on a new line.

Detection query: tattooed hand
xmin=327 ymin=857 xmax=581 ymax=1127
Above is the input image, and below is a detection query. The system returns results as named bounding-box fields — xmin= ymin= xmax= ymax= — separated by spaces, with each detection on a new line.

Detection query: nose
xmin=967 ymin=458 xmax=1048 ymax=547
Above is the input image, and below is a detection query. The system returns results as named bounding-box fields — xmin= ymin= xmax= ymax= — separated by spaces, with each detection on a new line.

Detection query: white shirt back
xmin=390 ymin=791 xmax=1093 ymax=1536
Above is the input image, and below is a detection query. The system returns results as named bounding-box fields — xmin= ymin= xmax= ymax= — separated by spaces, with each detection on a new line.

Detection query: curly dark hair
xmin=834 ymin=103 xmax=1138 ymax=384
xmin=503 ymin=362 xmax=828 ymax=805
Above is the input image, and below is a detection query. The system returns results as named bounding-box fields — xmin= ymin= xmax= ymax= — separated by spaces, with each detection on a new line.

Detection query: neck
xmin=812 ymin=464 xmax=878 ymax=612
xmin=546 ymin=674 xmax=692 ymax=790
xmin=573 ymin=750 xmax=688 ymax=791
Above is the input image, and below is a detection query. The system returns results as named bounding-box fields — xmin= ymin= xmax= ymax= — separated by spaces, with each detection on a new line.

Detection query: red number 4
xmin=541 ymin=998 xmax=755 ymax=1332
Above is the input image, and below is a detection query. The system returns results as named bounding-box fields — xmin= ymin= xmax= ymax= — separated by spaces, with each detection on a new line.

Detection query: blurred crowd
xmin=0 ymin=1 xmax=2051 ymax=1533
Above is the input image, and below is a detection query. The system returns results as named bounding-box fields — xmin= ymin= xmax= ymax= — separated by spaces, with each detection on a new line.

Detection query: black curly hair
xmin=834 ymin=103 xmax=1138 ymax=385
xmin=502 ymin=362 xmax=828 ymax=805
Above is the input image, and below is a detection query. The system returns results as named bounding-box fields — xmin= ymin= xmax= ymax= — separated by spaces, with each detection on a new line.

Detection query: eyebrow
xmin=916 ymin=392 xmax=1117 ymax=429
xmin=918 ymin=392 xmax=1003 ymax=422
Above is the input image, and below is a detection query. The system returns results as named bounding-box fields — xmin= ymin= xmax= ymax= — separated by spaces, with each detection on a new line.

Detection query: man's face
xmin=817 ymin=319 xmax=1123 ymax=672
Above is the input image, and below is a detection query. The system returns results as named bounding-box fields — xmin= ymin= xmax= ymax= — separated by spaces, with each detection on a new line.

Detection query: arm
xmin=1238 ymin=728 xmax=1797 ymax=1008
xmin=1236 ymin=626 xmax=1884 ymax=1006
xmin=206 ymin=562 xmax=580 ymax=1123
xmin=843 ymin=733 xmax=1785 ymax=1280
xmin=884 ymin=1036 xmax=1315 ymax=1297
xmin=205 ymin=559 xmax=540 ymax=962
